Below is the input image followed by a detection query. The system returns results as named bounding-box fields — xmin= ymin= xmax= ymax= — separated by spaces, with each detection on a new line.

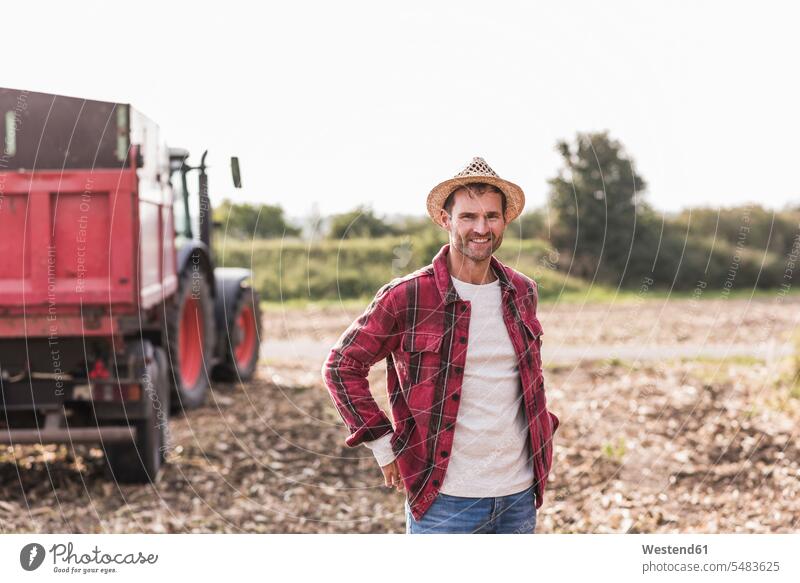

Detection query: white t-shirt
xmin=364 ymin=274 xmax=534 ymax=497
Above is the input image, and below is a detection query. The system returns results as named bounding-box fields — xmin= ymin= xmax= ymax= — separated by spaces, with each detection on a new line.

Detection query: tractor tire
xmin=166 ymin=266 xmax=216 ymax=413
xmin=153 ymin=346 xmax=171 ymax=463
xmin=105 ymin=342 xmax=170 ymax=484
xmin=212 ymin=287 xmax=262 ymax=382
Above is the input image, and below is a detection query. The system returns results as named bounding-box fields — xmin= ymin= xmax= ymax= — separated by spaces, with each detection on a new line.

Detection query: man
xmin=321 ymin=157 xmax=559 ymax=534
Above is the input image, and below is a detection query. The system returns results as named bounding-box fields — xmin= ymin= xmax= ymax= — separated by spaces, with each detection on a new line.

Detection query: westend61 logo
xmin=19 ymin=541 xmax=158 ymax=574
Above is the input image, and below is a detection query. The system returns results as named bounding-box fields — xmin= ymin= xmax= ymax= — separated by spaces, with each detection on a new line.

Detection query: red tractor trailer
xmin=0 ymin=88 xmax=261 ymax=482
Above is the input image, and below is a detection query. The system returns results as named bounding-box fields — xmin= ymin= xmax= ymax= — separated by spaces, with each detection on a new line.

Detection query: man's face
xmin=440 ymin=187 xmax=506 ymax=261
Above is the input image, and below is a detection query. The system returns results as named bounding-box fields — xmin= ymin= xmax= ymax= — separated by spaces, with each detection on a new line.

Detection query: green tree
xmin=214 ymin=199 xmax=301 ymax=239
xmin=328 ymin=206 xmax=397 ymax=239
xmin=507 ymin=209 xmax=547 ymax=239
xmin=549 ymin=131 xmax=648 ymax=282
xmin=672 ymin=205 xmax=800 ymax=257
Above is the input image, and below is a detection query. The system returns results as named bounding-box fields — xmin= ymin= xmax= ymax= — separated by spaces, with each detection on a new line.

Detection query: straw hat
xmin=426 ymin=157 xmax=525 ymax=227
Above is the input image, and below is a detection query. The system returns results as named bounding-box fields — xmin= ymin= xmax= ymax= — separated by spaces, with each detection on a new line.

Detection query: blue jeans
xmin=405 ymin=485 xmax=537 ymax=534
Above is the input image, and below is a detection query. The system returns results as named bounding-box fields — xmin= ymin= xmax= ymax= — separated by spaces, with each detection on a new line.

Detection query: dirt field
xmin=1 ymin=295 xmax=799 ymax=533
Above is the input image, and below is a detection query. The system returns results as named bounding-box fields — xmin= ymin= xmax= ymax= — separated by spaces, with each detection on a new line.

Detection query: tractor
xmin=0 ymin=87 xmax=261 ymax=482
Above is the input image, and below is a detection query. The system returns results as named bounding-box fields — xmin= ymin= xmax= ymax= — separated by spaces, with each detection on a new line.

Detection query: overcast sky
xmin=3 ymin=1 xmax=798 ymax=220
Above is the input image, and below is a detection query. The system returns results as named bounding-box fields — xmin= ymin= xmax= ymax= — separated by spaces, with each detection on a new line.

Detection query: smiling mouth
xmin=470 ymin=237 xmax=490 ymax=243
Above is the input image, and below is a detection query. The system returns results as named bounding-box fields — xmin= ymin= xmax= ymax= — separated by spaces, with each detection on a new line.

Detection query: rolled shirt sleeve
xmin=321 ymin=282 xmax=402 ymax=448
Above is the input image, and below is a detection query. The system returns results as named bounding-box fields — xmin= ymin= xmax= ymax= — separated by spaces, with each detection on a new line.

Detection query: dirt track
xmin=1 ymin=295 xmax=799 ymax=533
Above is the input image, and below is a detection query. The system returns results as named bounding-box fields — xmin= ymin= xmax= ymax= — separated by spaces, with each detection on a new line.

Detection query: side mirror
xmin=231 ymin=156 xmax=242 ymax=188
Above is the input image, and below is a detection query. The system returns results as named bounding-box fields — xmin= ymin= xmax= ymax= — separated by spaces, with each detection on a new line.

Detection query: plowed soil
xmin=2 ymin=295 xmax=799 ymax=533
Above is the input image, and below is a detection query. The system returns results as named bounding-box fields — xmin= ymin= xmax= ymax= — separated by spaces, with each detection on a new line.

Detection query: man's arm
xmin=321 ymin=282 xmax=402 ymax=448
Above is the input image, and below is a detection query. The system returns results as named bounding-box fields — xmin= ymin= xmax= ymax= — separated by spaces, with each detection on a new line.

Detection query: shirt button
xmin=460 ymin=305 xmax=467 ymax=312
xmin=441 ymin=450 xmax=449 ymax=457
xmin=454 ymin=366 xmax=463 ymax=375
xmin=446 ymin=423 xmax=455 ymax=431
xmin=451 ymin=393 xmax=460 ymax=401
xmin=432 ymin=480 xmax=440 ymax=487
xmin=459 ymin=336 xmax=467 ymax=344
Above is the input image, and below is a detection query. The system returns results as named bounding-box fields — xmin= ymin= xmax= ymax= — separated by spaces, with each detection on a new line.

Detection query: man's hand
xmin=379 ymin=460 xmax=404 ymax=492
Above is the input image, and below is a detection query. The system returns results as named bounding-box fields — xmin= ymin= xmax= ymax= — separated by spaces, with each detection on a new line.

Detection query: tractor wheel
xmin=153 ymin=346 xmax=171 ymax=463
xmin=105 ymin=342 xmax=170 ymax=484
xmin=213 ymin=287 xmax=262 ymax=382
xmin=166 ymin=266 xmax=216 ymax=413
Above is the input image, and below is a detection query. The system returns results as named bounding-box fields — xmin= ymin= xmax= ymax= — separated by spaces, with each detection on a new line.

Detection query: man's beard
xmin=453 ymin=232 xmax=502 ymax=261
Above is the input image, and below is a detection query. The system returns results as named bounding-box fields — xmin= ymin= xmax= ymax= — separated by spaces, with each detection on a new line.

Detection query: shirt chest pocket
xmin=522 ymin=316 xmax=543 ymax=340
xmin=400 ymin=332 xmax=444 ymax=388
xmin=521 ymin=316 xmax=544 ymax=370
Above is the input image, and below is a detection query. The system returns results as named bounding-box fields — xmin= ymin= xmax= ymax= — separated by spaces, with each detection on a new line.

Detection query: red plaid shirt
xmin=321 ymin=244 xmax=559 ymax=521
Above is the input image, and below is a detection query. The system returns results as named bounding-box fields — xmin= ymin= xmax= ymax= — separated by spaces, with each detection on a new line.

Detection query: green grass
xmin=542 ymin=282 xmax=800 ymax=306
xmin=221 ymin=236 xmax=800 ymax=308
xmin=602 ymin=437 xmax=627 ymax=463
xmin=263 ymin=286 xmax=800 ymax=311
xmin=260 ymin=297 xmax=373 ymax=312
